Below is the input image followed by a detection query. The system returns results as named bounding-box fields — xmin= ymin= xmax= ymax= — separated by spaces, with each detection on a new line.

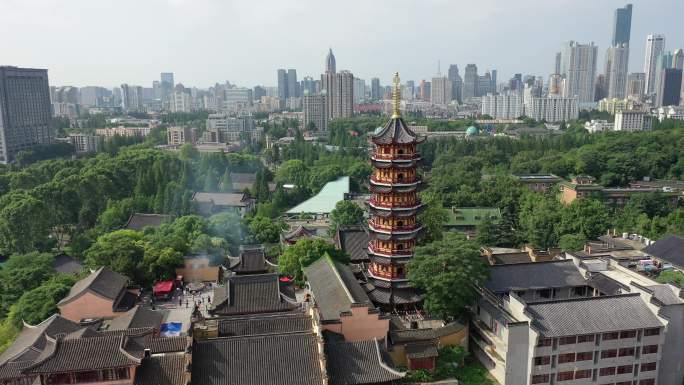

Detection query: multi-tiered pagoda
xmin=364 ymin=73 xmax=425 ymax=311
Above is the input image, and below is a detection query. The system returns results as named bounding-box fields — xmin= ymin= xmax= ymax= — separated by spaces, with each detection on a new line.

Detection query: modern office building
xmin=120 ymin=84 xmax=144 ymax=111
xmin=0 ymin=66 xmax=53 ymax=164
xmin=554 ymin=52 xmax=562 ymax=74
xmin=303 ymin=94 xmax=328 ymax=131
xmin=287 ymin=69 xmax=298 ymax=98
xmin=561 ymin=41 xmax=598 ymax=104
xmin=325 ymin=48 xmax=336 ymax=74
xmin=644 ymin=34 xmax=666 ymax=96
xmin=448 ymin=64 xmax=463 ymax=102
xmin=353 ymin=77 xmax=366 ymax=103
xmin=169 ymin=90 xmax=192 ymax=113
xmin=627 ymin=73 xmax=646 ymax=100
xmin=612 ymin=4 xmax=633 ymax=46
xmin=463 ymin=64 xmax=479 ymax=101
xmin=430 ymin=75 xmax=452 ymax=105
xmin=482 ymin=92 xmax=523 ymax=119
xmin=673 ymin=49 xmax=684 ymax=70
xmin=656 ymin=68 xmax=682 ymax=107
xmin=605 ymin=44 xmax=630 ymax=99
xmin=548 ymin=74 xmax=563 ymax=96
xmin=478 ymin=72 xmax=494 ymax=96
xmin=277 ymin=69 xmax=289 ymax=101
xmin=528 ymin=97 xmax=579 ymax=122
xmin=160 ymin=72 xmax=174 ymax=103
xmin=371 ymin=77 xmax=381 ymax=100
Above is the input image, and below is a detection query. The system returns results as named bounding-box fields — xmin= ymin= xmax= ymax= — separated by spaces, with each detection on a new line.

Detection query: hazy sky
xmin=2 ymin=0 xmax=683 ymax=88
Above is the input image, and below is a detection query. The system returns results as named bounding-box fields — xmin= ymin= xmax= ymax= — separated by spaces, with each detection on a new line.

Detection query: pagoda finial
xmin=391 ymin=72 xmax=401 ymax=119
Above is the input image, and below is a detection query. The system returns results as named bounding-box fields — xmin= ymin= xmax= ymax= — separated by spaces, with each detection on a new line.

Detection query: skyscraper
xmin=277 ymin=69 xmax=288 ymax=101
xmin=321 ymin=70 xmax=354 ymax=120
xmin=418 ymin=80 xmax=430 ymax=102
xmin=447 ymin=64 xmax=463 ymax=102
xmin=654 ymin=51 xmax=674 ymax=102
xmin=554 ymin=52 xmax=562 ymax=74
xmin=370 ymin=78 xmax=381 ymax=100
xmin=463 ymin=64 xmax=478 ymax=100
xmin=160 ymin=72 xmax=174 ymax=104
xmin=325 ymin=48 xmax=336 ymax=74
xmin=120 ymin=84 xmax=143 ymax=111
xmin=353 ymin=77 xmax=366 ymax=103
xmin=674 ymin=49 xmax=684 ymax=70
xmin=0 ymin=66 xmax=53 ymax=164
xmin=287 ymin=69 xmax=298 ymax=98
xmin=657 ymin=68 xmax=682 ymax=107
xmin=612 ymin=4 xmax=633 ymax=46
xmin=430 ymin=75 xmax=452 ymax=105
xmin=561 ymin=41 xmax=598 ymax=104
xmin=605 ymin=44 xmax=630 ymax=99
xmin=644 ymin=34 xmax=666 ymax=96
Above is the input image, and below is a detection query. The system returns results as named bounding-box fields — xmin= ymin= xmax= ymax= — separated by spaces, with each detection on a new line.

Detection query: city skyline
xmin=2 ymin=0 xmax=683 ymax=88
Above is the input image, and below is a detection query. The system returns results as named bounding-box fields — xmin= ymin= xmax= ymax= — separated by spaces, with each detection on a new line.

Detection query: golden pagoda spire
xmin=391 ymin=72 xmax=401 ymax=119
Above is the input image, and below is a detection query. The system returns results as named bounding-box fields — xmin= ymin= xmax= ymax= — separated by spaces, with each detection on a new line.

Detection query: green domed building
xmin=465 ymin=126 xmax=479 ymax=136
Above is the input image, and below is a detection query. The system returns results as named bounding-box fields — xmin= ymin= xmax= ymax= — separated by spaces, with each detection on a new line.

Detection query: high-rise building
xmin=321 ymin=70 xmax=354 ymax=120
xmin=561 ymin=41 xmax=598 ymax=104
xmin=612 ymin=4 xmax=633 ymax=46
xmin=80 ymin=86 xmax=110 ymax=107
xmin=644 ymin=34 xmax=666 ymax=96
xmin=301 ymin=76 xmax=317 ymax=96
xmin=120 ymin=84 xmax=143 ymax=111
xmin=170 ymin=90 xmax=192 ymax=112
xmin=605 ymin=44 xmax=630 ymax=99
xmin=529 ymin=97 xmax=579 ymax=122
xmin=160 ymin=72 xmax=174 ymax=103
xmin=325 ymin=48 xmax=336 ymax=74
xmin=370 ymin=78 xmax=381 ymax=100
xmin=287 ymin=69 xmax=298 ymax=98
xmin=478 ymin=72 xmax=493 ymax=96
xmin=674 ymin=49 xmax=684 ymax=70
xmin=277 ymin=69 xmax=288 ymax=101
xmin=447 ymin=64 xmax=463 ymax=102
xmin=253 ymin=86 xmax=266 ymax=101
xmin=509 ymin=73 xmax=523 ymax=94
xmin=481 ymin=92 xmax=523 ymax=119
xmin=657 ymin=68 xmax=682 ymax=107
xmin=463 ymin=64 xmax=478 ymax=100
xmin=548 ymin=74 xmax=563 ymax=96
xmin=353 ymin=77 xmax=366 ymax=103
xmin=303 ymin=94 xmax=328 ymax=131
xmin=0 ymin=66 xmax=53 ymax=164
xmin=365 ymin=72 xmax=424 ymax=311
xmin=404 ymin=81 xmax=415 ymax=101
xmin=430 ymin=75 xmax=452 ymax=105
xmin=554 ymin=52 xmax=562 ymax=74
xmin=627 ymin=73 xmax=646 ymax=100
xmin=418 ymin=80 xmax=430 ymax=102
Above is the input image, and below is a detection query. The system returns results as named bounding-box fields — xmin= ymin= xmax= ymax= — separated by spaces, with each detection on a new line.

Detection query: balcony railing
xmin=370 ymin=175 xmax=420 ymax=185
xmin=369 ymin=198 xmax=420 ymax=209
xmin=368 ymin=219 xmax=419 ymax=232
xmin=368 ymin=244 xmax=413 ymax=256
xmin=371 ymin=152 xmax=419 ymax=161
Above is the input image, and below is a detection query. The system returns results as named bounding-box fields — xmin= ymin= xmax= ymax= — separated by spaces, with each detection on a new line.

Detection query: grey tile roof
xmin=146 ymin=337 xmax=189 ymax=354
xmin=587 ymin=273 xmax=629 ymax=295
xmin=643 ymin=234 xmax=684 ymax=269
xmin=58 ymin=267 xmax=129 ymax=306
xmin=325 ymin=340 xmax=404 ymax=385
xmin=192 ymin=332 xmax=324 ymax=385
xmin=51 ymin=254 xmax=83 ymax=275
xmin=0 ymin=315 xmax=82 ymax=365
xmin=526 ymin=294 xmax=664 ymax=337
xmin=372 ymin=117 xmax=425 ymax=145
xmin=305 ymin=256 xmax=372 ymax=322
xmin=193 ymin=192 xmax=249 ymax=207
xmin=232 ymin=246 xmax=267 ymax=274
xmin=25 ymin=334 xmax=142 ymax=373
xmin=218 ymin=313 xmax=311 ymax=337
xmin=0 ymin=361 xmax=32 ymax=380
xmin=107 ymin=306 xmax=164 ymax=331
xmin=648 ymin=284 xmax=683 ymax=305
xmin=134 ymin=353 xmax=187 ymax=385
xmin=125 ymin=213 xmax=171 ymax=232
xmin=404 ymin=342 xmax=438 ymax=359
xmin=484 ymin=260 xmax=587 ymax=293
xmin=210 ymin=274 xmax=298 ymax=316
xmin=337 ymin=227 xmax=370 ymax=263
xmin=229 ymin=172 xmax=257 ymax=192
xmin=389 ymin=329 xmax=436 ymax=344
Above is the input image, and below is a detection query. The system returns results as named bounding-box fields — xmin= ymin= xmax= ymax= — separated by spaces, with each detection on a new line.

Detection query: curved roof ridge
xmin=373 ymin=338 xmax=405 ymax=377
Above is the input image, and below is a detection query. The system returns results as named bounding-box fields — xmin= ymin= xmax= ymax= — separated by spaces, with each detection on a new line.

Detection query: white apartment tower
xmin=430 ymin=76 xmax=453 ymax=106
xmin=644 ymin=34 xmax=666 ymax=96
xmin=561 ymin=41 xmax=598 ymax=104
xmin=605 ymin=44 xmax=630 ymax=99
xmin=481 ymin=92 xmax=523 ymax=119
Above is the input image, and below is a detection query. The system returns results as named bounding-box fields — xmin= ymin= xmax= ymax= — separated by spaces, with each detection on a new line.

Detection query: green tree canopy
xmin=329 ymin=200 xmax=364 ymax=235
xmin=279 ymin=239 xmax=346 ymax=281
xmin=408 ymin=233 xmax=489 ymax=319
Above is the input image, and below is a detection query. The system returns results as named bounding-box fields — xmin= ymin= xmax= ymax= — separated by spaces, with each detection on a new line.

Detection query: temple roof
xmin=325 ymin=339 xmax=404 ymax=385
xmin=57 ymin=267 xmax=129 ymax=308
xmin=371 ymin=117 xmax=425 ymax=145
xmin=210 ymin=274 xmax=298 ymax=316
xmin=231 ymin=245 xmax=268 ymax=274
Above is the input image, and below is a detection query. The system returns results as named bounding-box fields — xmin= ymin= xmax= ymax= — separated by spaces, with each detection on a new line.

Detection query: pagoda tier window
xmin=398 ymin=148 xmax=404 ymax=155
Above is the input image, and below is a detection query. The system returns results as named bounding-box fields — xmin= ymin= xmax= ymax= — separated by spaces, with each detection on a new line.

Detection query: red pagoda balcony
xmin=370 ymin=175 xmax=420 ymax=186
xmin=368 ymin=243 xmax=413 ymax=257
xmin=371 ymin=152 xmax=421 ymax=162
xmin=368 ymin=219 xmax=422 ymax=234
xmin=369 ymin=197 xmax=421 ymax=210
xmin=367 ymin=264 xmax=408 ymax=281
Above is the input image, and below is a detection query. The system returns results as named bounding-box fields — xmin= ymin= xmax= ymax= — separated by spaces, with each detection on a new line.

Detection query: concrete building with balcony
xmin=560 ymin=175 xmax=679 ymax=208
xmin=614 ymin=110 xmax=652 ymax=132
xmin=471 ymin=257 xmax=680 ymax=385
xmin=513 ymin=174 xmax=563 ymax=193
xmin=166 ymin=126 xmax=197 ymax=146
xmin=67 ymin=134 xmax=102 ymax=154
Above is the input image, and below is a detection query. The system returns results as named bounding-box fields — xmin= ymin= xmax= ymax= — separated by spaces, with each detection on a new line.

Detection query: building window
xmin=537 ymin=338 xmax=552 ymax=347
xmin=534 ymin=356 xmax=550 ymax=366
xmin=576 ymin=351 xmax=593 ymax=361
xmin=619 ymin=330 xmax=636 ymax=339
xmin=640 ymin=362 xmax=657 ymax=372
xmin=557 ymin=371 xmax=574 ymax=381
xmin=558 ymin=353 xmax=576 ymax=364
xmin=602 ymin=332 xmax=619 ymax=340
xmin=601 ymin=349 xmax=617 ymax=359
xmin=618 ymin=347 xmax=635 ymax=357
xmin=577 ymin=334 xmax=594 ymax=343
xmin=572 ymin=286 xmax=587 ymax=296
xmin=643 ymin=328 xmax=660 ymax=336
xmin=616 ymin=365 xmax=633 ymax=374
xmin=538 ymin=289 xmax=552 ymax=299
xmin=642 ymin=345 xmax=658 ymax=354
xmin=531 ymin=374 xmax=550 ymax=384
xmin=574 ymin=369 xmax=592 ymax=379
xmin=599 ymin=367 xmax=616 ymax=376
xmin=558 ymin=336 xmax=576 ymax=345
